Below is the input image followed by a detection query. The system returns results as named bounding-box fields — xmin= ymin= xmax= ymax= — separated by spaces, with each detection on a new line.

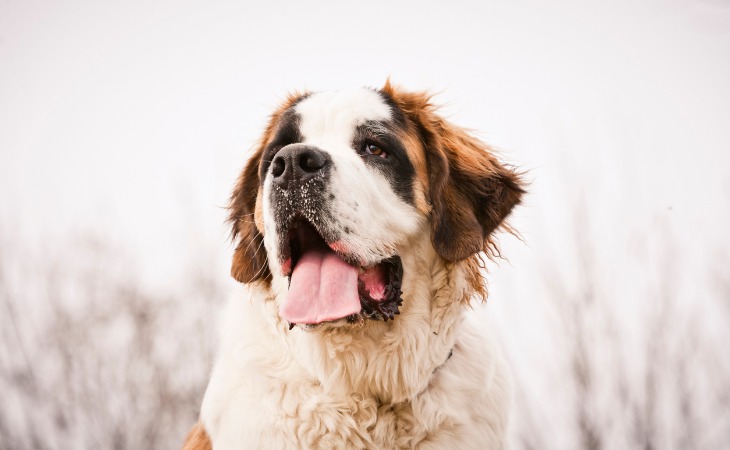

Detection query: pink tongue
xmin=280 ymin=247 xmax=361 ymax=324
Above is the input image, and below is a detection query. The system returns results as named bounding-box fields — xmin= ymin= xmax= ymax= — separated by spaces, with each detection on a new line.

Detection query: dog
xmin=182 ymin=81 xmax=525 ymax=449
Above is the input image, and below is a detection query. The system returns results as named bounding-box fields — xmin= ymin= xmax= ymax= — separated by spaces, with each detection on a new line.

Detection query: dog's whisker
xmin=242 ymin=235 xmax=270 ymax=282
xmin=246 ymin=235 xmax=266 ymax=261
xmin=251 ymin=260 xmax=269 ymax=282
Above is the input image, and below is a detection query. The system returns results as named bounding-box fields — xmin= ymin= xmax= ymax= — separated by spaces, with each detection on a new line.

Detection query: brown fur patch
xmin=397 ymin=128 xmax=431 ymax=215
xmin=228 ymin=92 xmax=307 ymax=284
xmin=382 ymin=80 xmax=525 ymax=301
xmin=181 ymin=422 xmax=212 ymax=450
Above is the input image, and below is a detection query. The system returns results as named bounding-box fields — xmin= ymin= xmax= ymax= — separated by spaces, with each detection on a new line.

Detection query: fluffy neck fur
xmin=262 ymin=234 xmax=471 ymax=404
xmin=199 ymin=237 xmax=500 ymax=449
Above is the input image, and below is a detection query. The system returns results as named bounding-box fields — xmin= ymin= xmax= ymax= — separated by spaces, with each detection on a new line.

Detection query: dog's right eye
xmin=362 ymin=142 xmax=388 ymax=158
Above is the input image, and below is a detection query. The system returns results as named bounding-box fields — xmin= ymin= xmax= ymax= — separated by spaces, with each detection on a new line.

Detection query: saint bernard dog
xmin=182 ymin=81 xmax=525 ymax=450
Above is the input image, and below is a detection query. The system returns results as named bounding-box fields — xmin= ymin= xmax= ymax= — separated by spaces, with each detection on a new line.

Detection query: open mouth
xmin=279 ymin=220 xmax=403 ymax=327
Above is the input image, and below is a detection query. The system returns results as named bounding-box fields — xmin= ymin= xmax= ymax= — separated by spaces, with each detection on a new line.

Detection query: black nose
xmin=271 ymin=144 xmax=330 ymax=188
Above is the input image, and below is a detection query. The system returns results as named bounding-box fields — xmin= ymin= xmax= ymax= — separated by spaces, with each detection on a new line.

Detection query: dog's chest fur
xmin=247 ymin=376 xmax=425 ymax=449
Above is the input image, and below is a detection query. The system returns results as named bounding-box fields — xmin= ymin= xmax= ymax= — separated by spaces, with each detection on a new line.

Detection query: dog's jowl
xmin=183 ymin=81 xmax=525 ymax=450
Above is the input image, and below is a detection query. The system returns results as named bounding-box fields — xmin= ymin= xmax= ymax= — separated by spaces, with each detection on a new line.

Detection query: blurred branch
xmin=512 ymin=202 xmax=730 ymax=450
xmin=0 ymin=231 xmax=224 ymax=450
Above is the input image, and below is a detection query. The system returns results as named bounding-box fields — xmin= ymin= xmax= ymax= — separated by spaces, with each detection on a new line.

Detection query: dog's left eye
xmin=363 ymin=143 xmax=387 ymax=158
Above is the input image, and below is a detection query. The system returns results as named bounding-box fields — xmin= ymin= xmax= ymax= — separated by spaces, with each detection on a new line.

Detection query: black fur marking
xmin=375 ymin=89 xmax=407 ymax=128
xmin=351 ymin=120 xmax=416 ymax=206
xmin=260 ymin=108 xmax=304 ymax=182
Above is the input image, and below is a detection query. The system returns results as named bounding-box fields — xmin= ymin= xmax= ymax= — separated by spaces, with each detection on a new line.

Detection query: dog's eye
xmin=363 ymin=143 xmax=387 ymax=158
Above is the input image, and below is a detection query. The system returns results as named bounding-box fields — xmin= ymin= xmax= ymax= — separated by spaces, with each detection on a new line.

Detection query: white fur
xmin=199 ymin=90 xmax=512 ymax=449
xmin=201 ymin=250 xmax=512 ymax=449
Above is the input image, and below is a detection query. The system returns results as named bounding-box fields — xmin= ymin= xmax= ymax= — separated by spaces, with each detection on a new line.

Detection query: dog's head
xmin=229 ymin=82 xmax=524 ymax=328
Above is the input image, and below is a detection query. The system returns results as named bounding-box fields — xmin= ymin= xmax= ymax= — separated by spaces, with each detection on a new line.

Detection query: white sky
xmin=1 ymin=0 xmax=728 ymax=310
xmin=1 ymin=0 xmax=728 ymax=309
xmin=1 ymin=0 xmax=727 ymax=294
xmin=2 ymin=0 xmax=730 ymax=443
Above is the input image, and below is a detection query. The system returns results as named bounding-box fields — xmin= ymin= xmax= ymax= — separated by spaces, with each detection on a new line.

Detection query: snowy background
xmin=2 ymin=0 xmax=729 ymax=448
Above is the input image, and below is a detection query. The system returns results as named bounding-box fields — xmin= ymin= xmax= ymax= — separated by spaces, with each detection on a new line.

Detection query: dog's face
xmin=229 ymin=82 xmax=524 ymax=329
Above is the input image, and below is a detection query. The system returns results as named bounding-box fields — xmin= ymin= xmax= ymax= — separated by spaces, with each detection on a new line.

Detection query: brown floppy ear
xmin=228 ymin=91 xmax=307 ymax=284
xmin=381 ymin=81 xmax=525 ymax=262
xmin=426 ymin=125 xmax=525 ymax=262
xmin=228 ymin=144 xmax=270 ymax=284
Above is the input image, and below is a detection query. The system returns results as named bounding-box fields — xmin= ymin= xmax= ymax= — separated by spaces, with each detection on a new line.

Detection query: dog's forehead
xmin=295 ymin=89 xmax=392 ymax=144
